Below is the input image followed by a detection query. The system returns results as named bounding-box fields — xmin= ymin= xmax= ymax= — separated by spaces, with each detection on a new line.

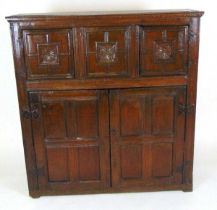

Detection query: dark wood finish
xmin=110 ymin=87 xmax=186 ymax=188
xmin=6 ymin=10 xmax=203 ymax=197
xmin=23 ymin=29 xmax=74 ymax=79
xmin=139 ymin=26 xmax=188 ymax=76
xmin=30 ymin=90 xmax=110 ymax=191
xmin=26 ymin=76 xmax=187 ymax=91
xmin=75 ymin=26 xmax=136 ymax=78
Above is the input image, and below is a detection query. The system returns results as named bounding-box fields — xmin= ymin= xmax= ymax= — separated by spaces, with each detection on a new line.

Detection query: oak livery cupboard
xmin=6 ymin=10 xmax=204 ymax=197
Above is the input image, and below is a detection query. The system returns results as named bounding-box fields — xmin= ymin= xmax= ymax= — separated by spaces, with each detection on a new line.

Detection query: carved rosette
xmin=153 ymin=41 xmax=175 ymax=63
xmin=37 ymin=43 xmax=59 ymax=65
xmin=96 ymin=42 xmax=117 ymax=64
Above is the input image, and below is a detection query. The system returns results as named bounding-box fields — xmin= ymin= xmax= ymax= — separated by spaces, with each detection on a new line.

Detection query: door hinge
xmin=22 ymin=109 xmax=39 ymax=119
xmin=178 ymin=104 xmax=195 ymax=114
xmin=32 ymin=167 xmax=45 ymax=177
xmin=176 ymin=165 xmax=183 ymax=173
xmin=22 ymin=104 xmax=39 ymax=119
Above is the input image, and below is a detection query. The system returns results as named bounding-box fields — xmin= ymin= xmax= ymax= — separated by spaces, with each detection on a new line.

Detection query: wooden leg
xmin=29 ymin=191 xmax=41 ymax=198
xmin=182 ymin=184 xmax=193 ymax=192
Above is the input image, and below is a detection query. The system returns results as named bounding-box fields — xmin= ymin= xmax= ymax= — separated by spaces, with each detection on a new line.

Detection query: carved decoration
xmin=152 ymin=30 xmax=176 ymax=63
xmin=153 ymin=41 xmax=175 ymax=63
xmin=96 ymin=42 xmax=117 ymax=64
xmin=37 ymin=43 xmax=59 ymax=65
xmin=155 ymin=41 xmax=173 ymax=60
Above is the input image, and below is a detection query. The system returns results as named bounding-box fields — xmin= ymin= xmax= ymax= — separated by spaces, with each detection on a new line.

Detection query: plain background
xmin=0 ymin=1 xmax=217 ymax=210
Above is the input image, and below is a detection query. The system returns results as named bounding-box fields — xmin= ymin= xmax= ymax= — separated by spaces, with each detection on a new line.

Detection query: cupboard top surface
xmin=6 ymin=9 xmax=204 ymax=22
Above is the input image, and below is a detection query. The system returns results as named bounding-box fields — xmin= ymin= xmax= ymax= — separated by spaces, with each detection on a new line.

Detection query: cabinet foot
xmin=29 ymin=191 xmax=41 ymax=198
xmin=182 ymin=184 xmax=193 ymax=192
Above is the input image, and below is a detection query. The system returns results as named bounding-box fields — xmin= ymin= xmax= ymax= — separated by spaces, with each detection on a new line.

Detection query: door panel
xmin=110 ymin=87 xmax=186 ymax=188
xmin=30 ymin=90 xmax=110 ymax=191
xmin=78 ymin=146 xmax=100 ymax=181
xmin=43 ymin=102 xmax=66 ymax=139
xmin=47 ymin=148 xmax=69 ymax=182
xmin=152 ymin=95 xmax=175 ymax=135
xmin=120 ymin=145 xmax=143 ymax=179
xmin=152 ymin=143 xmax=173 ymax=177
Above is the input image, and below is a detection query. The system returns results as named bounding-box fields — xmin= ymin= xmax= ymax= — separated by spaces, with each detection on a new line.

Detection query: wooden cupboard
xmin=6 ymin=10 xmax=204 ymax=197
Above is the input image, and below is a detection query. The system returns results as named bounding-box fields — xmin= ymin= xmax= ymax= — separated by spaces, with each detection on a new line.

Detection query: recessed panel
xmin=152 ymin=96 xmax=175 ymax=135
xmin=65 ymin=101 xmax=77 ymax=138
xmin=120 ymin=97 xmax=144 ymax=136
xmin=152 ymin=143 xmax=173 ymax=177
xmin=42 ymin=102 xmax=66 ymax=139
xmin=78 ymin=146 xmax=100 ymax=181
xmin=76 ymin=100 xmax=98 ymax=138
xmin=47 ymin=148 xmax=69 ymax=182
xmin=121 ymin=145 xmax=142 ymax=179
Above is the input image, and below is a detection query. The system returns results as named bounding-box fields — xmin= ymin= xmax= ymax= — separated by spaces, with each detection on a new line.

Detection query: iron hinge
xmin=22 ymin=109 xmax=39 ymax=119
xmin=178 ymin=104 xmax=195 ymax=114
xmin=32 ymin=167 xmax=45 ymax=177
xmin=22 ymin=103 xmax=39 ymax=119
xmin=176 ymin=165 xmax=183 ymax=173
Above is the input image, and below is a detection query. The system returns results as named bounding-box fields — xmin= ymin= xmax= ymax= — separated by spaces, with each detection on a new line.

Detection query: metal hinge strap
xmin=32 ymin=167 xmax=45 ymax=177
xmin=22 ymin=106 xmax=39 ymax=119
xmin=178 ymin=104 xmax=195 ymax=114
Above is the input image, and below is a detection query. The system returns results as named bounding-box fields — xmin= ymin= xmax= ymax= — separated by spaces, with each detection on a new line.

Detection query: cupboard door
xmin=30 ymin=90 xmax=110 ymax=192
xmin=110 ymin=87 xmax=186 ymax=188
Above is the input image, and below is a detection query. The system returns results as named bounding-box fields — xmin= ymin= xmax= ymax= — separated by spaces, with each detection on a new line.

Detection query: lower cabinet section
xmin=29 ymin=86 xmax=186 ymax=195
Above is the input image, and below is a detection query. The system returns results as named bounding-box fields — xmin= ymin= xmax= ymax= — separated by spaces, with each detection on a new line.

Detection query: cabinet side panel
xmin=183 ymin=17 xmax=201 ymax=190
xmin=9 ymin=23 xmax=39 ymax=195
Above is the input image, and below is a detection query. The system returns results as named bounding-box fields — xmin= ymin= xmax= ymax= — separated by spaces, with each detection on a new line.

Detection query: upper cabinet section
xmin=7 ymin=10 xmax=203 ymax=81
xmin=139 ymin=26 xmax=188 ymax=76
xmin=23 ymin=29 xmax=74 ymax=80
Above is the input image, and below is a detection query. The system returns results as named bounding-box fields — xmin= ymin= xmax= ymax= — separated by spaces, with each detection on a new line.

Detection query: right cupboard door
xmin=110 ymin=87 xmax=186 ymax=188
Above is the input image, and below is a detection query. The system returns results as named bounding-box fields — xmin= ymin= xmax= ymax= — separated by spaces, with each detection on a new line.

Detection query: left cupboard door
xmin=29 ymin=90 xmax=110 ymax=193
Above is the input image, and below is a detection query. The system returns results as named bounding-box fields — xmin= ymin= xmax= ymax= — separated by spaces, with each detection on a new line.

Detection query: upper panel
xmin=139 ymin=26 xmax=188 ymax=76
xmin=77 ymin=26 xmax=135 ymax=78
xmin=23 ymin=29 xmax=74 ymax=80
xmin=75 ymin=27 xmax=135 ymax=79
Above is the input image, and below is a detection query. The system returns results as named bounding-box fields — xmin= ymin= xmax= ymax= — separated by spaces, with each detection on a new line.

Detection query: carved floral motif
xmin=96 ymin=42 xmax=117 ymax=64
xmin=153 ymin=41 xmax=175 ymax=63
xmin=37 ymin=44 xmax=59 ymax=65
xmin=155 ymin=42 xmax=172 ymax=59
